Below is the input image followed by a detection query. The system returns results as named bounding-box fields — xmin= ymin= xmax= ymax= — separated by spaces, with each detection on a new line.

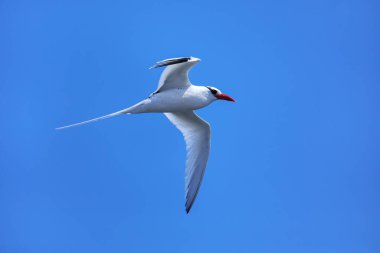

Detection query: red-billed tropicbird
xmin=57 ymin=57 xmax=235 ymax=213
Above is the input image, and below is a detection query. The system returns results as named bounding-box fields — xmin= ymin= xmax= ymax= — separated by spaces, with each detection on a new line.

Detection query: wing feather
xmin=164 ymin=111 xmax=210 ymax=213
xmin=151 ymin=57 xmax=201 ymax=93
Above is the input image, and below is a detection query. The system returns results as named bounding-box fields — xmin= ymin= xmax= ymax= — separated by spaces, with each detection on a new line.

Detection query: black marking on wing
xmin=150 ymin=57 xmax=191 ymax=69
xmin=148 ymin=90 xmax=160 ymax=98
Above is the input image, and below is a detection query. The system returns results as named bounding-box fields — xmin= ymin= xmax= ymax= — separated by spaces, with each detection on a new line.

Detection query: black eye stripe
xmin=206 ymin=86 xmax=217 ymax=94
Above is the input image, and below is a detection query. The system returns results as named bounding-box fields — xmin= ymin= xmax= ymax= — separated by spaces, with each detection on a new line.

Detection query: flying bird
xmin=57 ymin=57 xmax=235 ymax=213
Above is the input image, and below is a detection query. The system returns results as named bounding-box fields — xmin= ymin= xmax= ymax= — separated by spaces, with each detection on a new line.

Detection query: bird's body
xmin=57 ymin=57 xmax=234 ymax=213
xmin=128 ymin=85 xmax=213 ymax=114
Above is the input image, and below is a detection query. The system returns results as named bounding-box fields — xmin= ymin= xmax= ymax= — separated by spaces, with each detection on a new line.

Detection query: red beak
xmin=215 ymin=93 xmax=235 ymax=102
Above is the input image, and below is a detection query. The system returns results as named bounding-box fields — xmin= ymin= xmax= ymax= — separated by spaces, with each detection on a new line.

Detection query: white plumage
xmin=57 ymin=56 xmax=235 ymax=213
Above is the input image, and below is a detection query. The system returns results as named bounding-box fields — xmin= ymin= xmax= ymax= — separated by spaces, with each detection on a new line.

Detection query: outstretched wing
xmin=150 ymin=57 xmax=201 ymax=93
xmin=164 ymin=111 xmax=211 ymax=213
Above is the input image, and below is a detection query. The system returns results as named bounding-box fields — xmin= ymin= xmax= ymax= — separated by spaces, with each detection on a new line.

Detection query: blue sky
xmin=1 ymin=0 xmax=379 ymax=252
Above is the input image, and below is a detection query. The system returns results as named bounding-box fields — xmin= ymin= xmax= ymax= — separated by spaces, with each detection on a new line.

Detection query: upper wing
xmin=164 ymin=111 xmax=211 ymax=213
xmin=150 ymin=57 xmax=201 ymax=92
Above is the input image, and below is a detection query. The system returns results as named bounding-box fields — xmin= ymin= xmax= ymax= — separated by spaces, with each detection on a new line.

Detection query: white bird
xmin=57 ymin=57 xmax=235 ymax=213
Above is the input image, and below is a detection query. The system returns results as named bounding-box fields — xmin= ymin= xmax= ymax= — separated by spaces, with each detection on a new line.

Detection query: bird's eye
xmin=207 ymin=87 xmax=217 ymax=95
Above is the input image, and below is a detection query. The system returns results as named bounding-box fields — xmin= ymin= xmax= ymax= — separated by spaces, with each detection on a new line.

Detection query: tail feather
xmin=56 ymin=100 xmax=148 ymax=130
xmin=55 ymin=110 xmax=125 ymax=130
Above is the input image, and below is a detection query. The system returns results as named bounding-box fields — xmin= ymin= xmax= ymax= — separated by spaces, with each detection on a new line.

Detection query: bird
xmin=57 ymin=57 xmax=235 ymax=213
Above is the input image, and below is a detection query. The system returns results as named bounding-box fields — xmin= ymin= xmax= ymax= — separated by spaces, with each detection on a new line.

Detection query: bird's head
xmin=205 ymin=86 xmax=235 ymax=102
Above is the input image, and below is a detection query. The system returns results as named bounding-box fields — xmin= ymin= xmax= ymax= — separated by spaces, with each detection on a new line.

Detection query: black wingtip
xmin=185 ymin=201 xmax=194 ymax=214
xmin=150 ymin=57 xmax=192 ymax=69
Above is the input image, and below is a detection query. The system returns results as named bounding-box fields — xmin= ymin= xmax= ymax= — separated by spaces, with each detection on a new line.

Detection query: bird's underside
xmin=57 ymin=56 xmax=234 ymax=213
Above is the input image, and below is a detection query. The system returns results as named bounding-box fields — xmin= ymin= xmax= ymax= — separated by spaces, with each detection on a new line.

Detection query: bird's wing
xmin=164 ymin=111 xmax=211 ymax=213
xmin=150 ymin=57 xmax=201 ymax=92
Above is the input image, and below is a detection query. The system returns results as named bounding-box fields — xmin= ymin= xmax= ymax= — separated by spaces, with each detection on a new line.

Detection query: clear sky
xmin=1 ymin=0 xmax=379 ymax=252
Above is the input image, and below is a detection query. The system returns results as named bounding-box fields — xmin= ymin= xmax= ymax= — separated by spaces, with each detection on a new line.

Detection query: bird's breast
xmin=144 ymin=89 xmax=211 ymax=113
